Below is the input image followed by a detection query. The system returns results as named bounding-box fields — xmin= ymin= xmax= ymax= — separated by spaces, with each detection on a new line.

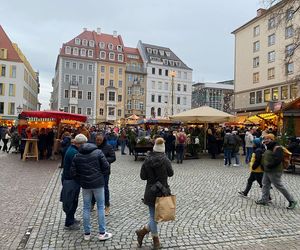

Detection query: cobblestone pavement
xmin=1 ymin=150 xmax=300 ymax=250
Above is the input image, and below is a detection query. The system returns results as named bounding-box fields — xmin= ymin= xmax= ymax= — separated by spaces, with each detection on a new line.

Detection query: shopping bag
xmin=154 ymin=195 xmax=176 ymax=222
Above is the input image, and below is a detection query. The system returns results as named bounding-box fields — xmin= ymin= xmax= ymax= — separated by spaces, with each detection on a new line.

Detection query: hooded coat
xmin=140 ymin=151 xmax=174 ymax=206
xmin=71 ymin=143 xmax=109 ymax=189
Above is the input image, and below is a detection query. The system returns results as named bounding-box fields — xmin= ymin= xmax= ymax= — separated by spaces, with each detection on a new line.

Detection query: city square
xmin=1 ymin=150 xmax=299 ymax=250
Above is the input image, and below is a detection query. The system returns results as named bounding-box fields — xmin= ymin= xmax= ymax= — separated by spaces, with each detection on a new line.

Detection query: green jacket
xmin=262 ymin=147 xmax=283 ymax=172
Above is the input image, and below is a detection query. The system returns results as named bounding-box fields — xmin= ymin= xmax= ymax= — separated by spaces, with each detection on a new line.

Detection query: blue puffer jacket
xmin=71 ymin=143 xmax=109 ymax=189
xmin=62 ymin=145 xmax=78 ymax=181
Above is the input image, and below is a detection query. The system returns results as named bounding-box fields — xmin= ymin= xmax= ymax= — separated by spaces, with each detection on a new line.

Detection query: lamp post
xmin=170 ymin=71 xmax=176 ymax=116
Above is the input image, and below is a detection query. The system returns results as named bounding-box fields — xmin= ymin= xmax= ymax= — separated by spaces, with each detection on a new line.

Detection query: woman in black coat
xmin=136 ymin=137 xmax=174 ymax=250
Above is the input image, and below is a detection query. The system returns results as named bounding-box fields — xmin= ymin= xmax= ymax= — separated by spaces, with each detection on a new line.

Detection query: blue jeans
xmin=224 ymin=148 xmax=232 ymax=166
xmin=82 ymin=187 xmax=106 ymax=234
xmin=233 ymin=152 xmax=240 ymax=165
xmin=120 ymin=140 xmax=126 ymax=154
xmin=245 ymin=147 xmax=253 ymax=164
xmin=176 ymin=144 xmax=185 ymax=162
xmin=148 ymin=205 xmax=158 ymax=236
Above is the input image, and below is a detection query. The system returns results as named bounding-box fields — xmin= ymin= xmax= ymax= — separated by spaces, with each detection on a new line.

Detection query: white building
xmin=137 ymin=41 xmax=193 ymax=118
xmin=0 ymin=25 xmax=39 ymax=122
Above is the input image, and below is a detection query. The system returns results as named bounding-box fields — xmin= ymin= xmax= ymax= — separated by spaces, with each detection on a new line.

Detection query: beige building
xmin=232 ymin=1 xmax=299 ymax=116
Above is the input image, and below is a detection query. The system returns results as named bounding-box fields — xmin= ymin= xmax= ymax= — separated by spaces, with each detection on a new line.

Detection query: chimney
xmin=83 ymin=27 xmax=87 ymax=31
xmin=113 ymin=30 xmax=117 ymax=38
xmin=256 ymin=8 xmax=267 ymax=17
xmin=97 ymin=27 xmax=101 ymax=35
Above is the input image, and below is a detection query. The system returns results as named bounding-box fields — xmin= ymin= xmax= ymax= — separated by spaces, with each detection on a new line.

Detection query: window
xmin=128 ymin=74 xmax=132 ymax=81
xmin=65 ymin=74 xmax=70 ymax=82
xmin=268 ymin=51 xmax=275 ymax=63
xmin=87 ymin=91 xmax=92 ymax=100
xmin=117 ymin=109 xmax=122 ymax=117
xmin=109 ymin=52 xmax=115 ymax=60
xmin=268 ymin=17 xmax=275 ymax=30
xmin=79 ymin=63 xmax=83 ymax=70
xmin=99 ymin=108 xmax=104 ymax=116
xmin=78 ymin=76 xmax=83 ymax=84
xmin=264 ymin=89 xmax=270 ymax=102
xmin=108 ymin=43 xmax=114 ymax=50
xmin=88 ymin=50 xmax=93 ymax=57
xmin=117 ymin=45 xmax=122 ymax=52
xmin=89 ymin=40 xmax=95 ymax=47
xmin=71 ymin=90 xmax=76 ymax=98
xmin=139 ymin=102 xmax=144 ymax=110
xmin=286 ymin=26 xmax=294 ymax=38
xmin=72 ymin=62 xmax=77 ymax=69
xmin=0 ymin=83 xmax=4 ymax=95
xmin=87 ymin=77 xmax=93 ymax=85
xmin=10 ymin=65 xmax=16 ymax=78
xmin=250 ymin=92 xmax=255 ymax=104
xmin=64 ymin=90 xmax=69 ymax=98
xmin=183 ymin=85 xmax=187 ymax=92
xmin=73 ymin=47 xmax=79 ymax=56
xmin=253 ymin=57 xmax=259 ymax=67
xmin=158 ymin=82 xmax=162 ymax=90
xmin=281 ymin=86 xmax=288 ymax=100
xmin=140 ymin=88 xmax=144 ymax=95
xmin=65 ymin=46 xmax=71 ymax=54
xmin=256 ymin=91 xmax=262 ymax=104
xmin=286 ymin=8 xmax=294 ymax=20
xmin=109 ymin=80 xmax=114 ymax=87
xmin=253 ymin=41 xmax=260 ymax=52
xmin=268 ymin=34 xmax=275 ymax=46
xmin=110 ymin=67 xmax=114 ymax=74
xmin=177 ymin=84 xmax=181 ymax=91
xmin=88 ymin=64 xmax=93 ymax=71
xmin=86 ymin=108 xmax=92 ymax=116
xmin=272 ymin=88 xmax=279 ymax=101
xmin=8 ymin=102 xmax=15 ymax=115
xmin=152 ymin=68 xmax=155 ymax=74
xmin=177 ymin=97 xmax=180 ymax=104
xmin=164 ymin=82 xmax=168 ymax=90
xmin=100 ymin=93 xmax=104 ymax=101
xmin=0 ymin=102 xmax=4 ymax=114
xmin=100 ymin=78 xmax=104 ymax=85
xmin=80 ymin=48 xmax=86 ymax=56
xmin=290 ymin=84 xmax=298 ymax=99
xmin=100 ymin=66 xmax=105 ymax=73
xmin=157 ymin=108 xmax=161 ymax=117
xmin=108 ymin=107 xmax=115 ymax=116
xmin=78 ymin=108 xmax=82 ymax=114
xmin=164 ymin=95 xmax=168 ymax=104
xmin=165 ymin=70 xmax=169 ymax=76
xmin=118 ymin=80 xmax=122 ymax=88
xmin=71 ymin=106 xmax=76 ymax=113
xmin=99 ymin=42 xmax=105 ymax=49
xmin=108 ymin=92 xmax=115 ymax=101
xmin=268 ymin=67 xmax=275 ymax=80
xmin=75 ymin=38 xmax=81 ymax=45
xmin=63 ymin=107 xmax=68 ymax=112
xmin=8 ymin=84 xmax=15 ymax=96
xmin=158 ymin=95 xmax=162 ymax=103
xmin=183 ymin=97 xmax=187 ymax=105
xmin=286 ymin=62 xmax=294 ymax=75
xmin=151 ymin=94 xmax=155 ymax=102
xmin=118 ymin=95 xmax=122 ymax=102
xmin=71 ymin=75 xmax=77 ymax=83
xmin=77 ymin=91 xmax=82 ymax=99
xmin=65 ymin=61 xmax=70 ymax=68
xmin=159 ymin=69 xmax=162 ymax=75
xmin=82 ymin=39 xmax=88 ymax=46
xmin=152 ymin=81 xmax=155 ymax=89
xmin=286 ymin=44 xmax=295 ymax=57
xmin=1 ymin=65 xmax=6 ymax=76
xmin=128 ymin=87 xmax=132 ymax=95
xmin=100 ymin=51 xmax=106 ymax=59
xmin=117 ymin=54 xmax=123 ymax=62
xmin=253 ymin=72 xmax=259 ymax=83
xmin=253 ymin=25 xmax=260 ymax=37
xmin=127 ymin=100 xmax=132 ymax=110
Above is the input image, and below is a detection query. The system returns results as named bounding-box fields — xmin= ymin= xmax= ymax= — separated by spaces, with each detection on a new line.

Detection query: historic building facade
xmin=0 ymin=25 xmax=39 ymax=121
xmin=232 ymin=1 xmax=300 ymax=117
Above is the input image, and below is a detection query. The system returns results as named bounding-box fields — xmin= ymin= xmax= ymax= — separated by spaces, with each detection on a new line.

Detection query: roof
xmin=20 ymin=110 xmax=87 ymax=122
xmin=124 ymin=47 xmax=143 ymax=63
xmin=0 ymin=25 xmax=22 ymax=62
xmin=140 ymin=41 xmax=192 ymax=70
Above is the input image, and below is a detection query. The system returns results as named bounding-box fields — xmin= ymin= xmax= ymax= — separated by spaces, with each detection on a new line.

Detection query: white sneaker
xmin=233 ymin=164 xmax=240 ymax=167
xmin=98 ymin=232 xmax=112 ymax=241
xmin=84 ymin=234 xmax=91 ymax=241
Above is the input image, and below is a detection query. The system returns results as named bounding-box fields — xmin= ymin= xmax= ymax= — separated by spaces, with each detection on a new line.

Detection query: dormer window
xmin=147 ymin=48 xmax=152 ymax=54
xmin=75 ymin=38 xmax=81 ymax=45
xmin=88 ymin=50 xmax=93 ymax=57
xmin=169 ymin=60 xmax=174 ymax=66
xmin=162 ymin=59 xmax=168 ymax=65
xmin=82 ymin=39 xmax=88 ymax=46
xmin=73 ymin=47 xmax=79 ymax=56
xmin=175 ymin=61 xmax=181 ymax=67
xmin=159 ymin=50 xmax=164 ymax=56
xmin=166 ymin=51 xmax=171 ymax=57
xmin=153 ymin=49 xmax=158 ymax=55
xmin=80 ymin=48 xmax=86 ymax=56
xmin=99 ymin=42 xmax=105 ymax=49
xmin=89 ymin=40 xmax=95 ymax=47
xmin=109 ymin=52 xmax=115 ymax=60
xmin=100 ymin=51 xmax=106 ymax=59
xmin=117 ymin=45 xmax=123 ymax=52
xmin=118 ymin=54 xmax=124 ymax=62
xmin=65 ymin=46 xmax=71 ymax=54
xmin=108 ymin=43 xmax=114 ymax=50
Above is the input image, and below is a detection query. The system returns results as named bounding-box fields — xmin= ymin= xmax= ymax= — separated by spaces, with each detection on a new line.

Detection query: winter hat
xmin=153 ymin=137 xmax=165 ymax=153
xmin=74 ymin=133 xmax=88 ymax=144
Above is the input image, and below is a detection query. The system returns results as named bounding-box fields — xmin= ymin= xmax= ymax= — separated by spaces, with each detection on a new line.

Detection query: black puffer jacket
xmin=98 ymin=138 xmax=116 ymax=175
xmin=140 ymin=151 xmax=174 ymax=206
xmin=71 ymin=143 xmax=109 ymax=189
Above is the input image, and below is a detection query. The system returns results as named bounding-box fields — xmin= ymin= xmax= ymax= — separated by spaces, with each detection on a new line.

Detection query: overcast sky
xmin=1 ymin=0 xmax=262 ymax=110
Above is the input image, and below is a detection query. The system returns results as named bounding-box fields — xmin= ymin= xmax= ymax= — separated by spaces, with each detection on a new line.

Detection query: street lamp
xmin=16 ymin=105 xmax=23 ymax=114
xmin=170 ymin=71 xmax=176 ymax=116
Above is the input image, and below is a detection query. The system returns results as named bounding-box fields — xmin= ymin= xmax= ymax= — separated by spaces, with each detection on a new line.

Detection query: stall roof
xmin=20 ymin=110 xmax=87 ymax=122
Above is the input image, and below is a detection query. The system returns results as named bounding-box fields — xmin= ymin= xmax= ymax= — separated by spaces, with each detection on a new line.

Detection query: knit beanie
xmin=153 ymin=137 xmax=165 ymax=153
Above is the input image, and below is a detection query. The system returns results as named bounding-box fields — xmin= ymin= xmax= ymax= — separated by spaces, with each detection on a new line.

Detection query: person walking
xmin=245 ymin=130 xmax=254 ymax=164
xmin=207 ymin=129 xmax=218 ymax=159
xmin=71 ymin=136 xmax=112 ymax=241
xmin=256 ymin=134 xmax=297 ymax=209
xmin=164 ymin=129 xmax=176 ymax=161
xmin=60 ymin=135 xmax=82 ymax=230
xmin=119 ymin=128 xmax=127 ymax=155
xmin=176 ymin=129 xmax=186 ymax=164
xmin=223 ymin=129 xmax=234 ymax=167
xmin=232 ymin=131 xmax=242 ymax=166
xmin=136 ymin=137 xmax=174 ymax=249
xmin=92 ymin=133 xmax=116 ymax=216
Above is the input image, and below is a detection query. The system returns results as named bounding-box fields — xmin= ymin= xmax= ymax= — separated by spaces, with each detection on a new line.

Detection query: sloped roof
xmin=0 ymin=25 xmax=22 ymax=62
xmin=124 ymin=47 xmax=143 ymax=63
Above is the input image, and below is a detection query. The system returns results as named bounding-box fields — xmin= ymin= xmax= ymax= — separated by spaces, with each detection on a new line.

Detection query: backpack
xmin=274 ymin=146 xmax=292 ymax=169
xmin=178 ymin=133 xmax=186 ymax=144
xmin=226 ymin=134 xmax=235 ymax=145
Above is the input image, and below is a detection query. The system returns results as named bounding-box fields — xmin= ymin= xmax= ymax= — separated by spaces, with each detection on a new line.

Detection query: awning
xmin=20 ymin=110 xmax=87 ymax=122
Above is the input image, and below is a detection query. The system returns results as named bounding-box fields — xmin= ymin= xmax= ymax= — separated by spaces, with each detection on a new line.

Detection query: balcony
xmin=125 ymin=66 xmax=147 ymax=74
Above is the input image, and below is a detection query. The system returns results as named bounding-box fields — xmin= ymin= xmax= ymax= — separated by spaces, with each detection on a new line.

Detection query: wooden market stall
xmin=282 ymin=97 xmax=300 ymax=136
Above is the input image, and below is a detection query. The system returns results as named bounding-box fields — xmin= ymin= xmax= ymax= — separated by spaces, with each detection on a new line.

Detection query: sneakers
xmin=238 ymin=191 xmax=247 ymax=197
xmin=64 ymin=223 xmax=80 ymax=230
xmin=98 ymin=232 xmax=113 ymax=241
xmin=255 ymin=200 xmax=268 ymax=206
xmin=105 ymin=206 xmax=110 ymax=216
xmin=83 ymin=233 xmax=91 ymax=241
xmin=233 ymin=164 xmax=240 ymax=167
xmin=287 ymin=201 xmax=297 ymax=210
